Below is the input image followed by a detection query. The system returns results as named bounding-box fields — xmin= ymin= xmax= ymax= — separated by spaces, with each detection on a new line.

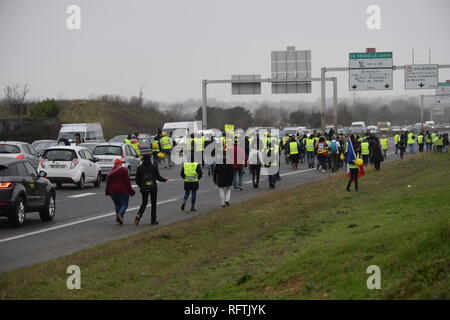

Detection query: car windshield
xmin=93 ymin=146 xmax=122 ymax=156
xmin=35 ymin=142 xmax=57 ymax=151
xmin=43 ymin=149 xmax=77 ymax=161
xmin=0 ymin=144 xmax=20 ymax=154
xmin=58 ymin=132 xmax=85 ymax=143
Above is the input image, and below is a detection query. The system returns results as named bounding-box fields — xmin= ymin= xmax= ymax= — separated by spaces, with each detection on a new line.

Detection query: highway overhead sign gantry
xmin=271 ymin=47 xmax=311 ymax=94
xmin=404 ymin=64 xmax=438 ymax=90
xmin=436 ymin=82 xmax=450 ymax=105
xmin=349 ymin=51 xmax=393 ymax=91
xmin=231 ymin=74 xmax=261 ymax=95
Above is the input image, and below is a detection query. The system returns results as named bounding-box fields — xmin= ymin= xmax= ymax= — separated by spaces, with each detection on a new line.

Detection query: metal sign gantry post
xmin=420 ymin=94 xmax=437 ymax=130
xmin=202 ymin=77 xmax=337 ymax=131
xmin=320 ymin=64 xmax=450 ymax=133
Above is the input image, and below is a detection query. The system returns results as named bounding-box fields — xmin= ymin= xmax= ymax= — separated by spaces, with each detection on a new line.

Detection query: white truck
xmin=57 ymin=123 xmax=104 ymax=144
xmin=350 ymin=121 xmax=366 ymax=134
xmin=162 ymin=121 xmax=202 ymax=144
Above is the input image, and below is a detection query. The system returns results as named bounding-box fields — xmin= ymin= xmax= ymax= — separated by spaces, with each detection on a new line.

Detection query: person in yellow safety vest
xmin=152 ymin=138 xmax=161 ymax=164
xmin=180 ymin=160 xmax=202 ymax=212
xmin=160 ymin=132 xmax=173 ymax=168
xmin=194 ymin=133 xmax=205 ymax=167
xmin=407 ymin=131 xmax=416 ymax=154
xmin=263 ymin=141 xmax=279 ymax=189
xmin=130 ymin=135 xmax=141 ymax=156
xmin=434 ymin=134 xmax=444 ymax=152
xmin=287 ymin=136 xmax=300 ymax=169
xmin=360 ymin=138 xmax=370 ymax=167
xmin=394 ymin=133 xmax=400 ymax=154
xmin=282 ymin=134 xmax=290 ymax=164
xmin=425 ymin=131 xmax=432 ymax=152
xmin=380 ymin=135 xmax=389 ymax=159
xmin=417 ymin=131 xmax=425 ymax=152
xmin=124 ymin=134 xmax=132 ymax=145
xmin=305 ymin=134 xmax=316 ymax=168
xmin=431 ymin=131 xmax=438 ymax=152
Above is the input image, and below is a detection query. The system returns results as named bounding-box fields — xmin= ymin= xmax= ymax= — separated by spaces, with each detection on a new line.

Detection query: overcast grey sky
xmin=1 ymin=0 xmax=449 ymax=104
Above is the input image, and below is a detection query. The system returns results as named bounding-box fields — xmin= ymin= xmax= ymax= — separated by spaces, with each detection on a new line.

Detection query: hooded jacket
xmin=105 ymin=164 xmax=135 ymax=196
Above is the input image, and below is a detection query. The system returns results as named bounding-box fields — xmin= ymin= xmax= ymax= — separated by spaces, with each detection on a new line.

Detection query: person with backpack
xmin=134 ymin=154 xmax=168 ymax=226
xmin=105 ymin=159 xmax=135 ymax=225
xmin=286 ymin=135 xmax=300 ymax=169
xmin=329 ymin=136 xmax=340 ymax=172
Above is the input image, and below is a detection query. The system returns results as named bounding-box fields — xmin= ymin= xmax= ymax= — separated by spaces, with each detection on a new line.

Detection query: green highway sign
xmin=349 ymin=52 xmax=392 ymax=59
xmin=438 ymin=82 xmax=450 ymax=86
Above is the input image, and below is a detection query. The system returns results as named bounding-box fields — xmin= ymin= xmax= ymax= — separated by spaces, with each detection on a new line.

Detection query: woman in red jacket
xmin=105 ymin=159 xmax=135 ymax=224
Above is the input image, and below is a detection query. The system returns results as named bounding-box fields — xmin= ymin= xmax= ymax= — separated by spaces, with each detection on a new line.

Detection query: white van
xmin=351 ymin=121 xmax=366 ymax=134
xmin=424 ymin=121 xmax=435 ymax=129
xmin=58 ymin=123 xmax=104 ymax=144
xmin=162 ymin=121 xmax=202 ymax=144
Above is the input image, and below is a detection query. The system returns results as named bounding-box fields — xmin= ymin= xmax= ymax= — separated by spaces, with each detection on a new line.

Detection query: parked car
xmin=31 ymin=140 xmax=58 ymax=157
xmin=109 ymin=135 xmax=128 ymax=143
xmin=0 ymin=158 xmax=55 ymax=227
xmin=367 ymin=125 xmax=379 ymax=134
xmin=38 ymin=146 xmax=102 ymax=189
xmin=92 ymin=143 xmax=141 ymax=179
xmin=79 ymin=142 xmax=99 ymax=152
xmin=137 ymin=133 xmax=152 ymax=149
xmin=0 ymin=141 xmax=40 ymax=168
xmin=391 ymin=126 xmax=402 ymax=132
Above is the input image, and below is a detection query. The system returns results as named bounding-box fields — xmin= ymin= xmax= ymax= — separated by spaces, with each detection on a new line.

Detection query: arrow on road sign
xmin=351 ymin=84 xmax=357 ymax=89
xmin=418 ymin=83 xmax=424 ymax=88
xmin=384 ymin=84 xmax=390 ymax=88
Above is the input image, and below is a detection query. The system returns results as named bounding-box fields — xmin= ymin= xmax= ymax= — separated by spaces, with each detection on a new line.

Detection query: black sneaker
xmin=225 ymin=201 xmax=230 ymax=207
xmin=181 ymin=203 xmax=185 ymax=211
xmin=150 ymin=220 xmax=159 ymax=225
xmin=134 ymin=215 xmax=141 ymax=226
xmin=116 ymin=214 xmax=124 ymax=225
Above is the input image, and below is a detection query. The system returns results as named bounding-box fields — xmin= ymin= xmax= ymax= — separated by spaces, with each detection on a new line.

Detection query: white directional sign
xmin=405 ymin=64 xmax=438 ymax=90
xmin=349 ymin=52 xmax=393 ymax=91
xmin=436 ymin=82 xmax=450 ymax=105
xmin=271 ymin=47 xmax=311 ymax=94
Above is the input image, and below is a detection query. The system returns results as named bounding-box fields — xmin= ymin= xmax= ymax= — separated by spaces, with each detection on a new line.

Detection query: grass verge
xmin=0 ymin=152 xmax=449 ymax=299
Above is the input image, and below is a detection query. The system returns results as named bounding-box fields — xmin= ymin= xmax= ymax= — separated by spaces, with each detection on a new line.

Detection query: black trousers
xmin=374 ymin=161 xmax=381 ymax=171
xmin=138 ymin=189 xmax=158 ymax=221
xmin=250 ymin=165 xmax=261 ymax=186
xmin=347 ymin=168 xmax=359 ymax=190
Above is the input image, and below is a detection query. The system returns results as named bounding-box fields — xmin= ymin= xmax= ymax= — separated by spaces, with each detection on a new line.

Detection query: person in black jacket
xmin=134 ymin=154 xmax=168 ymax=225
xmin=213 ymin=152 xmax=234 ymax=207
xmin=371 ymin=139 xmax=384 ymax=171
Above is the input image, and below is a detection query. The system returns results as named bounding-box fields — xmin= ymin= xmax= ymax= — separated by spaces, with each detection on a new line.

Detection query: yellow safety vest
xmin=361 ymin=142 xmax=370 ymax=155
xmin=417 ymin=135 xmax=424 ymax=144
xmin=124 ymin=139 xmax=131 ymax=145
xmin=394 ymin=134 xmax=400 ymax=144
xmin=183 ymin=162 xmax=199 ymax=182
xmin=380 ymin=138 xmax=389 ymax=150
xmin=431 ymin=133 xmax=437 ymax=144
xmin=407 ymin=133 xmax=415 ymax=145
xmin=305 ymin=138 xmax=315 ymax=152
xmin=160 ymin=136 xmax=172 ymax=150
xmin=194 ymin=137 xmax=205 ymax=151
xmin=289 ymin=141 xmax=299 ymax=155
xmin=152 ymin=140 xmax=160 ymax=152
xmin=435 ymin=137 xmax=444 ymax=146
xmin=130 ymin=140 xmax=140 ymax=155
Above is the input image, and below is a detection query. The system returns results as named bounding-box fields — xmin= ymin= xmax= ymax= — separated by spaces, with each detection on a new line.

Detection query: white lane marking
xmin=67 ymin=193 xmax=97 ymax=198
xmin=0 ymin=198 xmax=178 ymax=244
xmin=243 ymin=167 xmax=315 ymax=184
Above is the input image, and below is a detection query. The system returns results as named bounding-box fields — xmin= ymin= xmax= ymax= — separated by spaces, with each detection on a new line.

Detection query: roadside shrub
xmin=29 ymin=99 xmax=60 ymax=118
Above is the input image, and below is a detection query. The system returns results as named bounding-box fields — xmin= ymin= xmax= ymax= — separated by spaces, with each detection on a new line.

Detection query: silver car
xmin=0 ymin=141 xmax=40 ymax=168
xmin=92 ymin=142 xmax=141 ymax=178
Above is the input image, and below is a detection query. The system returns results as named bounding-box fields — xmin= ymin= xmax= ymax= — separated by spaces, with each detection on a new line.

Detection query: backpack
xmin=330 ymin=141 xmax=338 ymax=154
xmin=142 ymin=169 xmax=155 ymax=191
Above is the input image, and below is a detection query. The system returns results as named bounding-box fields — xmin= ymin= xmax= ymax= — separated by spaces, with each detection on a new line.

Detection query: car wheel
xmin=94 ymin=172 xmax=101 ymax=187
xmin=56 ymin=183 xmax=62 ymax=189
xmin=39 ymin=192 xmax=55 ymax=221
xmin=8 ymin=197 xmax=26 ymax=227
xmin=77 ymin=174 xmax=85 ymax=190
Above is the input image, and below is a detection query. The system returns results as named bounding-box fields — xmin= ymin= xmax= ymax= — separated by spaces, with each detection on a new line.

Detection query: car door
xmin=16 ymin=162 xmax=38 ymax=207
xmin=77 ymin=149 xmax=92 ymax=181
xmin=126 ymin=145 xmax=140 ymax=175
xmin=21 ymin=144 xmax=39 ymax=168
xmin=84 ymin=149 xmax=98 ymax=181
xmin=23 ymin=161 xmax=46 ymax=206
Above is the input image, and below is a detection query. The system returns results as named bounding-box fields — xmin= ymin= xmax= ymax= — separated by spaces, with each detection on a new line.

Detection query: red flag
xmin=357 ymin=164 xmax=365 ymax=178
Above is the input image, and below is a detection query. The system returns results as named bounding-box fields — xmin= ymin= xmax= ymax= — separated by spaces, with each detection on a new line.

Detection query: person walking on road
xmin=407 ymin=130 xmax=416 ymax=154
xmin=380 ymin=135 xmax=389 ymax=160
xmin=305 ymin=134 xmax=316 ymax=168
xmin=180 ymin=156 xmax=202 ymax=212
xmin=213 ymin=152 xmax=234 ymax=207
xmin=134 ymin=154 xmax=168 ymax=226
xmin=398 ymin=131 xmax=407 ymax=159
xmin=286 ymin=135 xmax=300 ymax=169
xmin=371 ymin=139 xmax=384 ymax=171
xmin=105 ymin=159 xmax=135 ymax=224
xmin=417 ymin=131 xmax=425 ymax=152
xmin=315 ymin=136 xmax=328 ymax=172
xmin=160 ymin=132 xmax=174 ymax=168
xmin=248 ymin=145 xmax=263 ymax=188
xmin=394 ymin=132 xmax=400 ymax=154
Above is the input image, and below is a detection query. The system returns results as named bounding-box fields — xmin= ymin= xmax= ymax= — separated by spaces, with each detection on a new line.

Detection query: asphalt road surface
xmin=0 ymin=139 xmax=413 ymax=273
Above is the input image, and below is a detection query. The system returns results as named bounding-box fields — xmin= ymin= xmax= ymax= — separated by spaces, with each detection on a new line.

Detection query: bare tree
xmin=4 ymin=83 xmax=29 ymax=105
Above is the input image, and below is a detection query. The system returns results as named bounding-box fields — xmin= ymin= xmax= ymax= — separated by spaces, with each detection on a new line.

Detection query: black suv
xmin=0 ymin=158 xmax=55 ymax=227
